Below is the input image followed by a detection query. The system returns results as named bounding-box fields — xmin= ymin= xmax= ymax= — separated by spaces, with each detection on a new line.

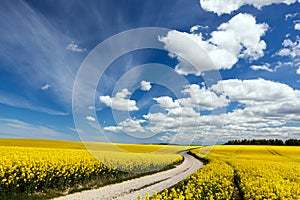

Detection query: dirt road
xmin=53 ymin=151 xmax=203 ymax=200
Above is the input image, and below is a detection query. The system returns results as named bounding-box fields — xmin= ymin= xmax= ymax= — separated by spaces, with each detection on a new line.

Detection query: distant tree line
xmin=224 ymin=139 xmax=300 ymax=146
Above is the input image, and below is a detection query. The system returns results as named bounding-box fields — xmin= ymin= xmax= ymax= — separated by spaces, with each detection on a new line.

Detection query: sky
xmin=0 ymin=0 xmax=300 ymax=145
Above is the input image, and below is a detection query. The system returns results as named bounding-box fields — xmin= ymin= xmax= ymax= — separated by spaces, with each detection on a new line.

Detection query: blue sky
xmin=0 ymin=0 xmax=300 ymax=144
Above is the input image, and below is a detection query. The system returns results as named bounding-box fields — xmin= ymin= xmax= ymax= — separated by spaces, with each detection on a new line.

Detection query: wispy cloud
xmin=0 ymin=91 xmax=68 ymax=115
xmin=0 ymin=118 xmax=75 ymax=140
xmin=0 ymin=1 xmax=82 ymax=112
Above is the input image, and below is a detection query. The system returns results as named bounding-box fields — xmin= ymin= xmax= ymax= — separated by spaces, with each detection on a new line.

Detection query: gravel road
xmin=53 ymin=151 xmax=203 ymax=200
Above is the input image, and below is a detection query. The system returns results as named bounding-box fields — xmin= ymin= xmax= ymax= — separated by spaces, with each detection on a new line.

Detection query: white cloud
xmin=103 ymin=84 xmax=227 ymax=137
xmin=104 ymin=118 xmax=146 ymax=133
xmin=151 ymin=96 xmax=202 ymax=128
xmin=103 ymin=79 xmax=300 ymax=142
xmin=86 ymin=115 xmax=96 ymax=122
xmin=190 ymin=25 xmax=208 ymax=33
xmin=276 ymin=38 xmax=300 ymax=75
xmin=168 ymin=107 xmax=200 ymax=118
xmin=277 ymin=48 xmax=292 ymax=57
xmin=295 ymin=23 xmax=300 ymax=30
xmin=0 ymin=118 xmax=75 ymax=140
xmin=0 ymin=91 xmax=68 ymax=115
xmin=140 ymin=81 xmax=152 ymax=91
xmin=157 ymin=132 xmax=197 ymax=144
xmin=190 ymin=25 xmax=201 ymax=33
xmin=159 ymin=13 xmax=268 ymax=76
xmin=178 ymin=84 xmax=229 ymax=110
xmin=0 ymin=1 xmax=86 ymax=111
xmin=153 ymin=84 xmax=228 ymax=111
xmin=143 ymin=112 xmax=176 ymax=129
xmin=285 ymin=13 xmax=298 ymax=20
xmin=41 ymin=83 xmax=51 ymax=90
xmin=66 ymin=42 xmax=86 ymax=53
xmin=277 ymin=38 xmax=300 ymax=58
xmin=99 ymin=89 xmax=138 ymax=111
xmin=213 ymin=13 xmax=268 ymax=60
xmin=211 ymin=79 xmax=300 ymax=121
xmin=250 ymin=63 xmax=273 ymax=72
xmin=204 ymin=79 xmax=300 ymax=141
xmin=153 ymin=96 xmax=181 ymax=109
xmin=104 ymin=95 xmax=204 ymax=136
xmin=297 ymin=67 xmax=300 ymax=74
xmin=159 ymin=31 xmax=208 ymax=76
xmin=143 ymin=109 xmax=202 ymax=133
xmin=200 ymin=0 xmax=297 ymax=16
xmin=212 ymin=79 xmax=297 ymax=103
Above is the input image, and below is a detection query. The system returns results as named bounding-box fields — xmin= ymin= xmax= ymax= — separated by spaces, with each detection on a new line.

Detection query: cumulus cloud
xmin=144 ymin=107 xmax=202 ymax=133
xmin=295 ymin=23 xmax=300 ymax=30
xmin=102 ymin=79 xmax=300 ymax=142
xmin=200 ymin=0 xmax=297 ymax=16
xmin=178 ymin=84 xmax=229 ymax=110
xmin=297 ymin=67 xmax=300 ymax=74
xmin=147 ymin=79 xmax=300 ymax=141
xmin=190 ymin=25 xmax=208 ymax=33
xmin=103 ymin=84 xmax=227 ymax=136
xmin=277 ymin=38 xmax=300 ymax=58
xmin=250 ymin=63 xmax=273 ymax=72
xmin=212 ymin=79 xmax=297 ymax=103
xmin=276 ymin=38 xmax=300 ymax=74
xmin=66 ymin=42 xmax=86 ymax=53
xmin=211 ymin=78 xmax=300 ymax=121
xmin=159 ymin=13 xmax=268 ymax=76
xmin=150 ymin=96 xmax=201 ymax=129
xmin=41 ymin=83 xmax=51 ymax=90
xmin=153 ymin=96 xmax=181 ymax=109
xmin=153 ymin=84 xmax=228 ymax=111
xmin=208 ymin=79 xmax=300 ymax=141
xmin=140 ymin=81 xmax=152 ymax=91
xmin=157 ymin=132 xmax=198 ymax=144
xmin=104 ymin=118 xmax=146 ymax=133
xmin=86 ymin=115 xmax=96 ymax=122
xmin=99 ymin=89 xmax=138 ymax=111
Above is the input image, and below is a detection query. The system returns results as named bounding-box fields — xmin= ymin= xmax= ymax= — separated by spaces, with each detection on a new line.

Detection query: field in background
xmin=0 ymin=139 xmax=190 ymax=199
xmin=0 ymin=138 xmax=190 ymax=153
xmin=150 ymin=145 xmax=300 ymax=200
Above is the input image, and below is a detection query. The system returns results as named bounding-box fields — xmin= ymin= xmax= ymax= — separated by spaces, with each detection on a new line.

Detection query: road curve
xmin=53 ymin=151 xmax=203 ymax=200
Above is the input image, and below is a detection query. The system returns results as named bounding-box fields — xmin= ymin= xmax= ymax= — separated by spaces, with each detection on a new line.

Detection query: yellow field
xmin=0 ymin=139 xmax=189 ymax=196
xmin=151 ymin=145 xmax=300 ymax=200
xmin=0 ymin=138 xmax=190 ymax=153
